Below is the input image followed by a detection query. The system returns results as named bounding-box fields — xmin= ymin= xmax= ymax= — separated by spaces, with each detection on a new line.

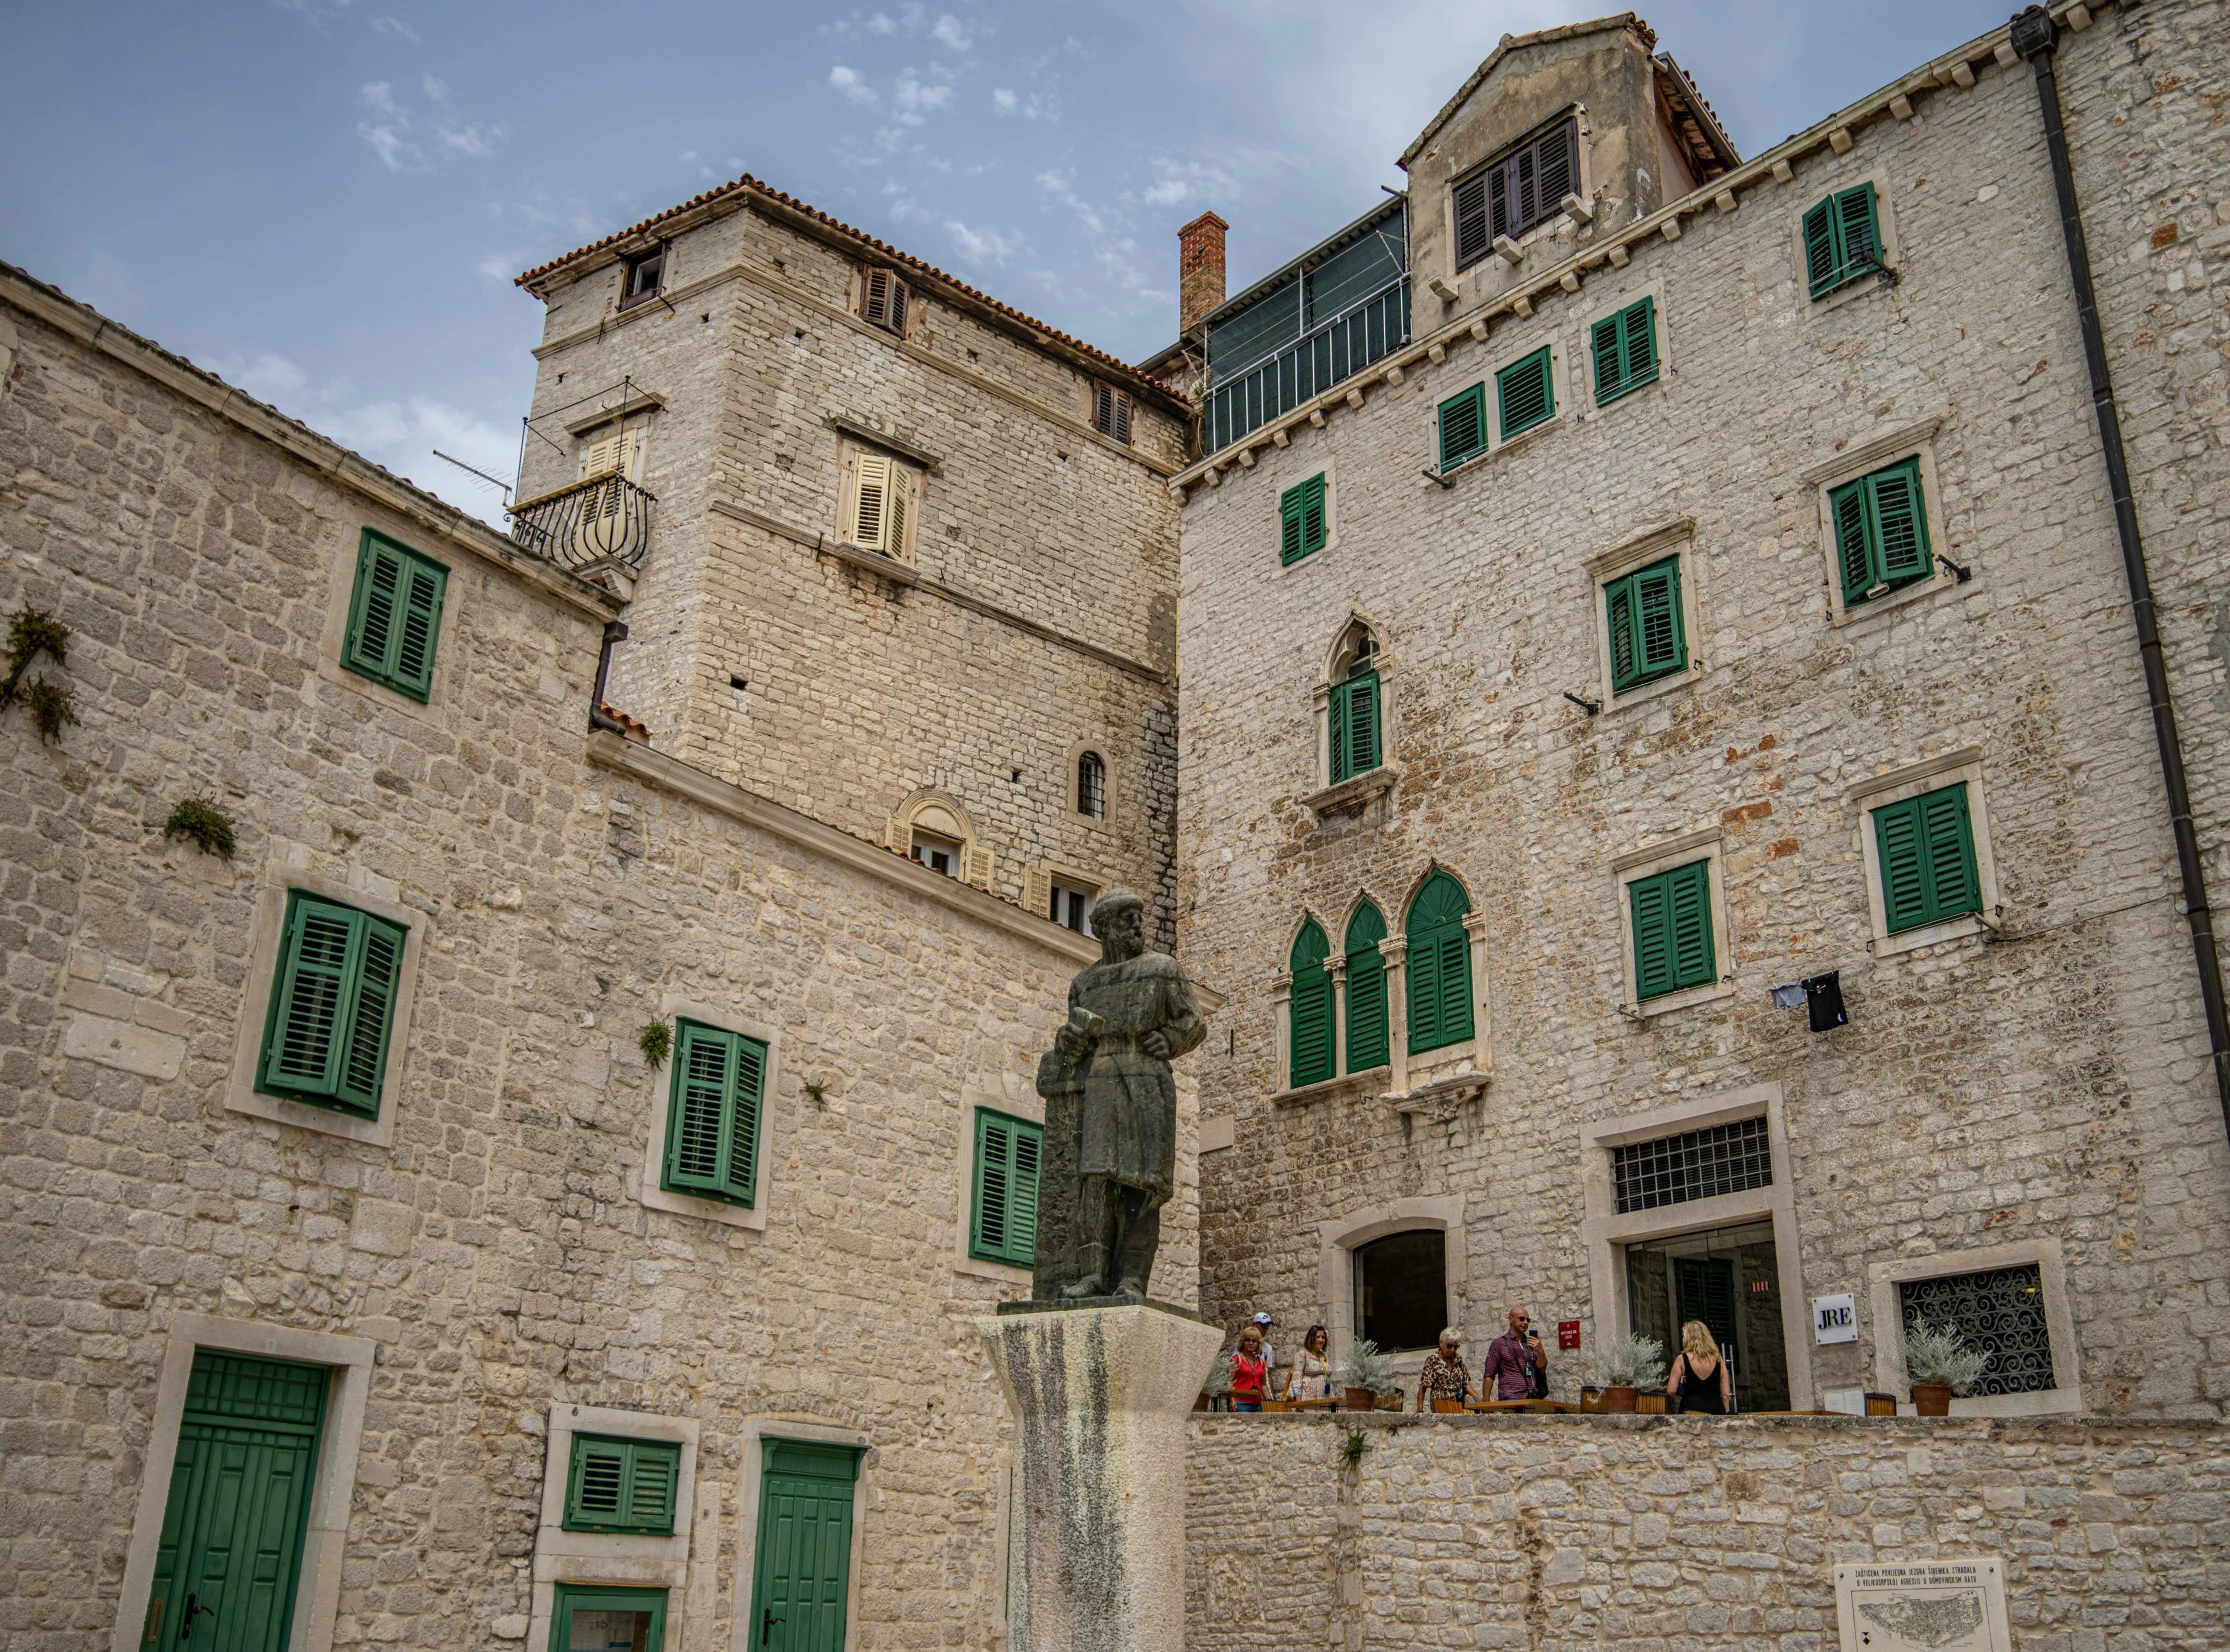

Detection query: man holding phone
xmin=1481 ymin=1305 xmax=1548 ymax=1400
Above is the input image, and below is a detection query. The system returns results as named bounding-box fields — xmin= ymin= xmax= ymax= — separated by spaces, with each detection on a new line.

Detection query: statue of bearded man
xmin=1033 ymin=889 xmax=1206 ymax=1302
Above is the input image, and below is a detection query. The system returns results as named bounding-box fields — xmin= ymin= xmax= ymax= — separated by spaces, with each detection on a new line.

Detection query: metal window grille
xmin=1898 ymin=1265 xmax=2055 ymax=1396
xmin=1611 ymin=1117 xmax=1771 ymax=1214
xmin=1077 ymin=752 xmax=1105 ymax=818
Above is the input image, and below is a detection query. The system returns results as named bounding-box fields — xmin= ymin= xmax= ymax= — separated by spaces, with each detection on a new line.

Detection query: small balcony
xmin=1204 ymin=276 xmax=1411 ymax=459
xmin=507 ymin=472 xmax=656 ymax=574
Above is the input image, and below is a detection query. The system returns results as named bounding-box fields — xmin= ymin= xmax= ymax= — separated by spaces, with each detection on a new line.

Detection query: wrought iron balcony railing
xmin=1204 ymin=276 xmax=1410 ymax=459
xmin=507 ymin=472 xmax=656 ymax=572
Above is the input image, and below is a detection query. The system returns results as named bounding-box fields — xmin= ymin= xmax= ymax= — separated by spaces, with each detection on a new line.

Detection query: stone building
xmin=509 ymin=176 xmax=1190 ymax=944
xmin=0 ymin=261 xmax=1201 ymax=1652
xmin=1176 ymin=0 xmax=2230 ymax=1422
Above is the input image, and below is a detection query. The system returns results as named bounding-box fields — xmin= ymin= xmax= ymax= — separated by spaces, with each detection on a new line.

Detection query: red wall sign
xmin=1558 ymin=1320 xmax=1581 ymax=1350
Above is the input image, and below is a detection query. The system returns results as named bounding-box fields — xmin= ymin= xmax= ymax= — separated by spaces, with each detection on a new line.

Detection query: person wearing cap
xmin=1249 ymin=1311 xmax=1276 ymax=1376
xmin=1415 ymin=1327 xmax=1473 ymax=1411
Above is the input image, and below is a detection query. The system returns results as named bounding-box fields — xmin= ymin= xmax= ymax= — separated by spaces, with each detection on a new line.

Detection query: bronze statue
xmin=1033 ymin=890 xmax=1205 ymax=1302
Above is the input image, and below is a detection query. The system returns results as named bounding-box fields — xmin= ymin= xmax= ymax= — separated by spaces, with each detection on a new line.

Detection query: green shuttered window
xmin=662 ymin=1020 xmax=766 ymax=1208
xmin=1496 ymin=347 xmax=1555 ymax=441
xmin=1329 ymin=670 xmax=1380 ymax=785
xmin=1280 ymin=474 xmax=1327 ymax=565
xmin=1437 ymin=385 xmax=1486 ymax=471
xmin=1592 ymin=298 xmax=1659 ymax=405
xmin=1829 ymin=456 xmax=1933 ymax=607
xmin=1802 ymin=183 xmax=1882 ymax=300
xmin=565 ymin=1435 xmax=682 ymax=1535
xmin=1605 ymin=554 xmax=1687 ymax=694
xmin=342 ymin=530 xmax=448 ymax=702
xmin=1344 ymin=902 xmax=1390 ymax=1073
xmin=1629 ymin=860 xmax=1716 ymax=1002
xmin=256 ymin=891 xmax=407 ymax=1118
xmin=1404 ymin=872 xmax=1474 ymax=1055
xmin=1873 ymin=783 xmax=1981 ymax=935
xmin=971 ymin=1109 xmax=1043 ymax=1267
xmin=1288 ymin=919 xmax=1334 ymax=1089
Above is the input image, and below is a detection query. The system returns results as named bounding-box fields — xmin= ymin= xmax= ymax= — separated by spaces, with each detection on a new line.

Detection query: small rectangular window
xmin=1092 ymin=384 xmax=1134 ymax=445
xmin=971 ymin=1109 xmax=1044 ymax=1268
xmin=1611 ymin=1117 xmax=1772 ymax=1214
xmin=1049 ymin=878 xmax=1097 ymax=934
xmin=256 ymin=890 xmax=408 ymax=1118
xmin=1872 ymin=783 xmax=1981 ymax=935
xmin=621 ymin=248 xmax=665 ymax=310
xmin=846 ymin=450 xmax=915 ymax=558
xmin=1437 ymin=384 xmax=1486 ymax=471
xmin=1452 ymin=116 xmax=1577 ymax=270
xmin=1591 ymin=297 xmax=1659 ymax=405
xmin=1328 ymin=671 xmax=1380 ymax=785
xmin=1802 ymin=183 xmax=1882 ymax=299
xmin=661 ymin=1021 xmax=765 ymax=1209
xmin=551 ymin=1586 xmax=669 ymax=1652
xmin=1828 ymin=455 xmax=1932 ymax=607
xmin=565 ymin=1435 xmax=682 ymax=1535
xmin=1279 ymin=474 xmax=1326 ymax=565
xmin=1899 ymin=1265 xmax=2055 ymax=1395
xmin=910 ymin=829 xmax=962 ymax=878
xmin=1495 ymin=347 xmax=1555 ymax=441
xmin=862 ymin=266 xmax=909 ymax=333
xmin=343 ymin=529 xmax=448 ymax=702
xmin=1629 ymin=860 xmax=1715 ymax=1002
xmin=1605 ymin=553 xmax=1686 ymax=694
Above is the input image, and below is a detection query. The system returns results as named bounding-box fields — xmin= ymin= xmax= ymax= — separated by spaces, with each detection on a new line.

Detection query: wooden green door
xmin=748 ymin=1441 xmax=860 ymax=1652
xmin=144 ymin=1352 xmax=327 ymax=1652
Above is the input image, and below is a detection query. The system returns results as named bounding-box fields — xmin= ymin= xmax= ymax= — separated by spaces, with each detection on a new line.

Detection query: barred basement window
xmin=1899 ymin=1264 xmax=2055 ymax=1395
xmin=564 ymin=1434 xmax=682 ymax=1535
xmin=1611 ymin=1116 xmax=1772 ymax=1214
xmin=1092 ymin=383 xmax=1134 ymax=445
xmin=861 ymin=266 xmax=909 ymax=333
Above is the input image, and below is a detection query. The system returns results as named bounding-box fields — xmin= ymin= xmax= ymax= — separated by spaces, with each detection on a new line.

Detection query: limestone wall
xmin=1185 ymin=1411 xmax=2230 ymax=1650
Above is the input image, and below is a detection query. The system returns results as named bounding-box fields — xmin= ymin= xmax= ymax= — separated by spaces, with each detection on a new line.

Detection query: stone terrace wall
xmin=1185 ymin=1412 xmax=2230 ymax=1651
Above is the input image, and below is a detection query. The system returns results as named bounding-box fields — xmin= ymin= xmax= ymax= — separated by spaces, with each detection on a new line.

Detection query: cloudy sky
xmin=2 ymin=0 xmax=2015 ymax=522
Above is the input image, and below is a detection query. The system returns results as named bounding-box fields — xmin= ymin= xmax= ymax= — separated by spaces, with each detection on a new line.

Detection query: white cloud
xmin=829 ymin=64 xmax=876 ymax=104
xmin=943 ymin=218 xmax=1023 ymax=264
xmin=421 ymin=72 xmax=450 ymax=101
xmin=368 ymin=14 xmax=418 ymax=41
xmin=437 ymin=121 xmax=506 ymax=158
xmin=992 ymin=86 xmax=1052 ymax=120
xmin=892 ymin=70 xmax=952 ymax=125
xmin=355 ymin=75 xmax=504 ymax=170
xmin=1036 ymin=170 xmax=1103 ymax=235
xmin=930 ymin=13 xmax=971 ymax=52
xmin=209 ymin=351 xmax=311 ymax=405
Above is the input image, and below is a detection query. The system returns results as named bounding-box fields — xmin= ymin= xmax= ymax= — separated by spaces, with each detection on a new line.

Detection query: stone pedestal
xmin=980 ymin=1304 xmax=1224 ymax=1652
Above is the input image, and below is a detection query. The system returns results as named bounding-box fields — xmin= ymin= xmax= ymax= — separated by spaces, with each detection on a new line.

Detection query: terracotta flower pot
xmin=1604 ymin=1384 xmax=1638 ymax=1413
xmin=1344 ymin=1385 xmax=1376 ymax=1412
xmin=1911 ymin=1383 xmax=1953 ymax=1417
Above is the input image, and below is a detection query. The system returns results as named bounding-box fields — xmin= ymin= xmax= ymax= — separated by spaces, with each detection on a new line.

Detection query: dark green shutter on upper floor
xmin=1605 ymin=554 xmax=1687 ymax=694
xmin=1496 ymin=347 xmax=1555 ymax=441
xmin=1592 ymin=297 xmax=1659 ymax=405
xmin=1404 ymin=872 xmax=1474 ymax=1056
xmin=342 ymin=529 xmax=448 ymax=702
xmin=1873 ymin=783 xmax=1981 ymax=935
xmin=1829 ymin=456 xmax=1932 ymax=607
xmin=971 ymin=1109 xmax=1042 ymax=1268
xmin=1329 ymin=670 xmax=1380 ymax=785
xmin=256 ymin=891 xmax=407 ymax=1118
xmin=1288 ymin=919 xmax=1334 ymax=1089
xmin=1802 ymin=183 xmax=1882 ymax=300
xmin=1343 ymin=902 xmax=1390 ymax=1074
xmin=1630 ymin=860 xmax=1715 ymax=1002
xmin=662 ymin=1020 xmax=765 ymax=1208
xmin=565 ymin=1434 xmax=682 ymax=1535
xmin=1279 ymin=474 xmax=1327 ymax=565
xmin=1437 ymin=384 xmax=1487 ymax=471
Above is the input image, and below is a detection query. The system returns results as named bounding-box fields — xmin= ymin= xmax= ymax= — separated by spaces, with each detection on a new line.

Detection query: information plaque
xmin=1834 ymin=1558 xmax=2010 ymax=1652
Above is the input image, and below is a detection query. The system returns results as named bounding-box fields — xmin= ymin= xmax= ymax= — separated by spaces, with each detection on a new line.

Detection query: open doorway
xmin=1624 ymin=1219 xmax=1788 ymax=1412
xmin=1354 ymin=1230 xmax=1445 ymax=1353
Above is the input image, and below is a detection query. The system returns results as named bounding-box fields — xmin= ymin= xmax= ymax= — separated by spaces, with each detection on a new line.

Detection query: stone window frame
xmin=1575 ymin=276 xmax=1677 ymax=418
xmin=1847 ymin=745 xmax=2002 ymax=960
xmin=1304 ymin=614 xmax=1400 ymax=812
xmin=1581 ymin=516 xmax=1704 ymax=714
xmin=223 ymin=865 xmax=428 ymax=1148
xmin=729 ymin=1418 xmax=875 ymax=1652
xmin=1024 ymin=859 xmax=1102 ymax=938
xmin=110 ymin=1315 xmax=377 ymax=1652
xmin=952 ymin=1086 xmax=1045 ymax=1287
xmin=315 ymin=516 xmax=461 ymax=713
xmin=1799 ymin=412 xmax=1961 ymax=629
xmin=1271 ymin=459 xmax=1342 ymax=577
xmin=618 ymin=244 xmax=668 ymax=312
xmin=885 ymin=790 xmax=993 ymax=888
xmin=1444 ymin=101 xmax=1596 ymax=275
xmin=1790 ymin=163 xmax=1903 ymax=317
xmin=1313 ymin=1196 xmax=1468 ymax=1384
xmin=1386 ymin=863 xmax=1492 ymax=1097
xmin=835 ymin=438 xmax=924 ymax=563
xmin=1866 ymin=1236 xmax=2083 ymax=1418
xmin=526 ymin=1404 xmax=703 ymax=1652
xmin=1577 ymin=1083 xmax=1815 ymax=1412
xmin=1610 ymin=825 xmax=1735 ymax=1019
xmin=1063 ymin=737 xmax=1117 ymax=830
xmin=634 ymin=995 xmax=782 ymax=1235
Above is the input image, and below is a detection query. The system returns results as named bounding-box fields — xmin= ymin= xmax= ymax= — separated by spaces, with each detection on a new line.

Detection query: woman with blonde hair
xmin=1666 ymin=1320 xmax=1732 ymax=1414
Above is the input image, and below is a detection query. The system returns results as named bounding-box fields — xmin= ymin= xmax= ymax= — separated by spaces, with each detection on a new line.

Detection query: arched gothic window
xmin=1328 ymin=627 xmax=1381 ymax=785
xmin=1343 ymin=901 xmax=1389 ymax=1072
xmin=1404 ymin=871 xmax=1474 ymax=1055
xmin=1287 ymin=919 xmax=1334 ymax=1088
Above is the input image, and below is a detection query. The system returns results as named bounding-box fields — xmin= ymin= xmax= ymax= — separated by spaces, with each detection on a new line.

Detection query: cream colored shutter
xmin=581 ymin=435 xmax=621 ymax=479
xmin=1023 ymin=868 xmax=1051 ymax=919
xmin=887 ymin=468 xmax=910 ymax=560
xmin=852 ymin=452 xmax=893 ymax=550
xmin=966 ymin=846 xmax=994 ymax=888
xmin=884 ymin=815 xmax=905 ymax=851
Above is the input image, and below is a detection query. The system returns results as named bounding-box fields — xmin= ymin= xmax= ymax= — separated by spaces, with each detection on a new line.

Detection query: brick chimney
xmin=1178 ymin=211 xmax=1228 ymax=335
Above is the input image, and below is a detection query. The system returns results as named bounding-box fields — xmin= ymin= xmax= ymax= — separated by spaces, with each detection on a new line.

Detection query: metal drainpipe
xmin=2012 ymin=5 xmax=2230 ymax=1134
xmin=589 ymin=619 xmax=631 ymax=735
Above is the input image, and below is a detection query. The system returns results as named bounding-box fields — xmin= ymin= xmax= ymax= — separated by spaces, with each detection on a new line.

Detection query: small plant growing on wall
xmin=162 ymin=797 xmax=236 ymax=860
xmin=1338 ymin=1428 xmax=1369 ymax=1468
xmin=638 ymin=1021 xmax=672 ymax=1066
xmin=2 ymin=608 xmax=76 ymax=745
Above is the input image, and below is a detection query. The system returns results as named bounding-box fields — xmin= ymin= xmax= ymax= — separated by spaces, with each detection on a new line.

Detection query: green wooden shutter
xmin=751 ymin=1441 xmax=859 ymax=1652
xmin=1830 ymin=476 xmax=1877 ymax=602
xmin=971 ymin=1109 xmax=1042 ymax=1267
xmin=566 ymin=1435 xmax=681 ymax=1535
xmin=1806 ymin=186 xmax=1881 ymax=299
xmin=1343 ymin=670 xmax=1380 ymax=778
xmin=1404 ymin=927 xmax=1441 ymax=1052
xmin=1279 ymin=475 xmax=1327 ymax=565
xmin=343 ymin=530 xmax=449 ymax=702
xmin=1867 ymin=457 xmax=1931 ymax=583
xmin=1668 ymin=861 xmax=1715 ymax=989
xmin=663 ymin=1021 xmax=765 ymax=1207
xmin=1327 ymin=678 xmax=1350 ymax=785
xmin=256 ymin=892 xmax=407 ymax=1118
xmin=1630 ymin=861 xmax=1715 ymax=1000
xmin=1288 ymin=920 xmax=1334 ymax=1088
xmin=1343 ymin=903 xmax=1390 ymax=1073
xmin=1404 ymin=872 xmax=1473 ymax=1055
xmin=1802 ymin=198 xmax=1840 ymax=297
xmin=1496 ymin=347 xmax=1554 ymax=439
xmin=1592 ymin=299 xmax=1658 ymax=405
xmin=1279 ymin=487 xmax=1305 ymax=565
xmin=1874 ymin=784 xmax=1980 ymax=934
xmin=1632 ymin=556 xmax=1685 ymax=677
xmin=1606 ymin=578 xmax=1639 ymax=691
xmin=1438 ymin=385 xmax=1486 ymax=470
xmin=1433 ymin=927 xmax=1474 ymax=1046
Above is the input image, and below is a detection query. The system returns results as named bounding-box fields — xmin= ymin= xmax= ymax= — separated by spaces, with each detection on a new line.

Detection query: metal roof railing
xmin=1203 ymin=276 xmax=1410 ymax=459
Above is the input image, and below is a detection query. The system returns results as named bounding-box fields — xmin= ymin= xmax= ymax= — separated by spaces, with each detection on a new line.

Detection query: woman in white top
xmin=1283 ymin=1324 xmax=1333 ymax=1402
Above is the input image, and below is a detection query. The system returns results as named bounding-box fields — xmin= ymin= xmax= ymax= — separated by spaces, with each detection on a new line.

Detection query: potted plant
xmin=1338 ymin=1337 xmax=1394 ymax=1412
xmin=1590 ymin=1332 xmax=1666 ymax=1413
xmin=1902 ymin=1317 xmax=1988 ymax=1416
